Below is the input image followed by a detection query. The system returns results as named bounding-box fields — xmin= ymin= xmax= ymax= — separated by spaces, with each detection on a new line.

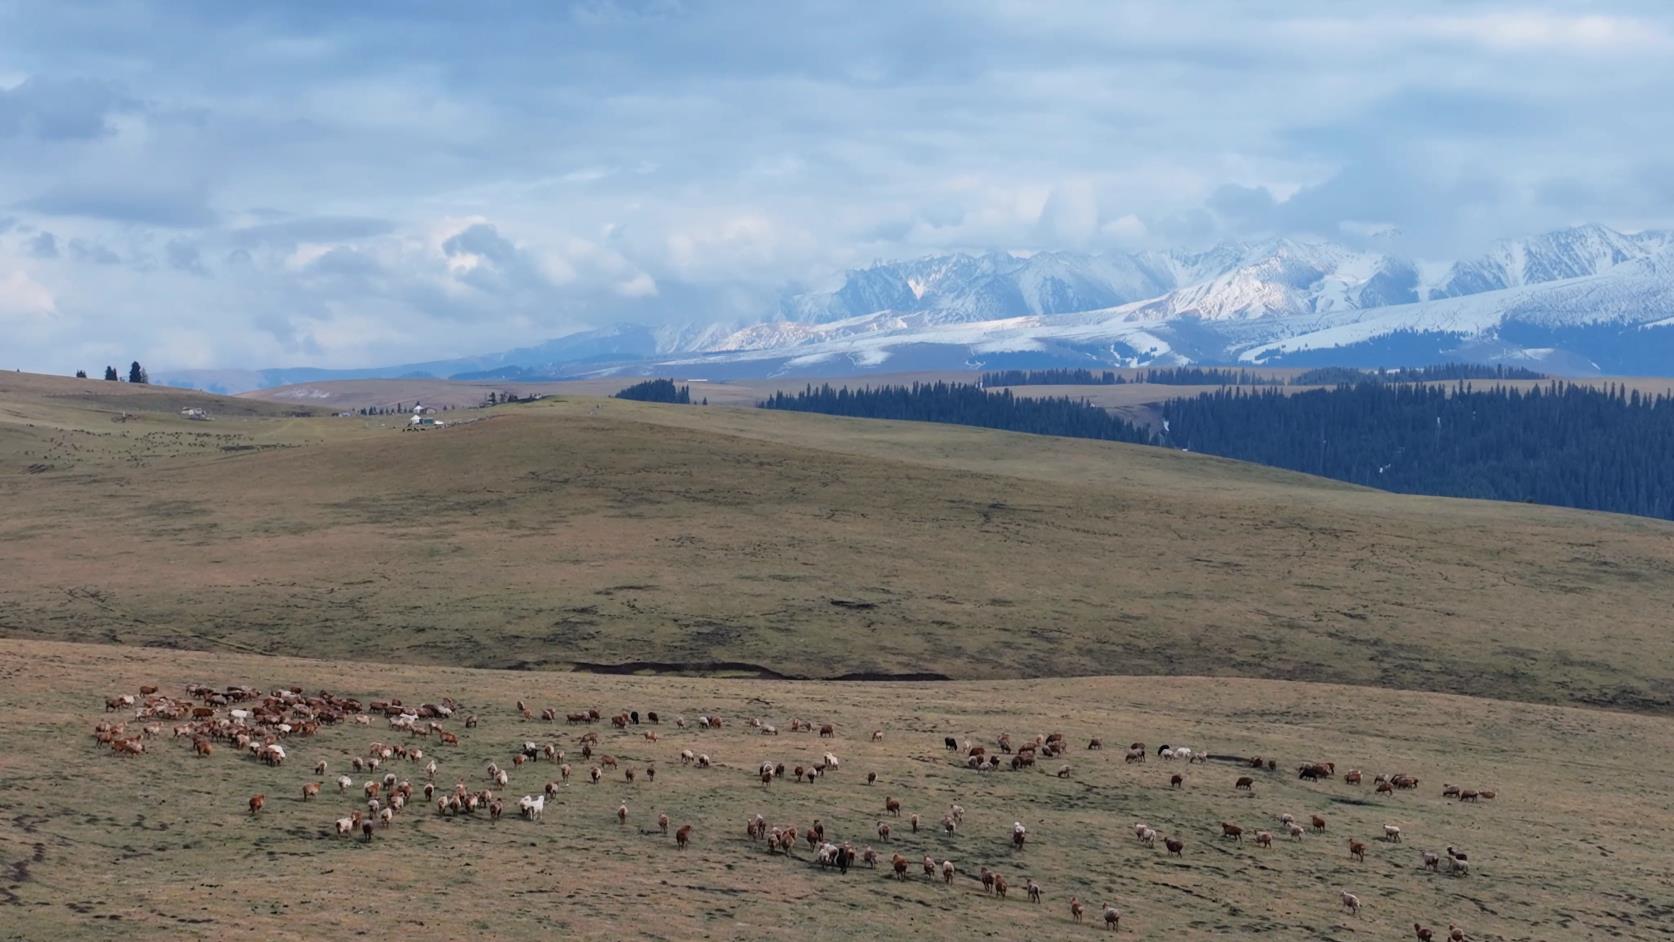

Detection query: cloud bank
xmin=2 ymin=0 xmax=1671 ymax=373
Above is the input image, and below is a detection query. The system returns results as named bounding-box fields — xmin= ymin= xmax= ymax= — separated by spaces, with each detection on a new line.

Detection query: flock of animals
xmin=95 ymin=683 xmax=1498 ymax=937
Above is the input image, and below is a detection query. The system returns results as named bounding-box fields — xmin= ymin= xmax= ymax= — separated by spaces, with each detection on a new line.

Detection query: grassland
xmin=4 ymin=638 xmax=1670 ymax=941
xmin=4 ymin=371 xmax=1674 ymax=712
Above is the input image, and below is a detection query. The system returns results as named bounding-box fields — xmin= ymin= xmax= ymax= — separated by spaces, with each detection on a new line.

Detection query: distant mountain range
xmin=158 ymin=224 xmax=1674 ymax=392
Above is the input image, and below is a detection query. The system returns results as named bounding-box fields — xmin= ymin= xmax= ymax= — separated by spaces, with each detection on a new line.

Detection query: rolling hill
xmin=3 ymin=371 xmax=1672 ymax=712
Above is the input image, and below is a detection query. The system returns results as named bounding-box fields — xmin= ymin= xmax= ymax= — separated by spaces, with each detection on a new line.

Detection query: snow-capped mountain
xmin=161 ymin=224 xmax=1674 ymax=393
xmin=663 ymin=224 xmax=1674 ymax=376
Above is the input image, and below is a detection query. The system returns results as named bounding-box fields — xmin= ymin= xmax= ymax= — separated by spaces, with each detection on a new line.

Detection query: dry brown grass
xmin=3 ymin=638 xmax=1669 ymax=941
xmin=4 ymin=372 xmax=1674 ymax=712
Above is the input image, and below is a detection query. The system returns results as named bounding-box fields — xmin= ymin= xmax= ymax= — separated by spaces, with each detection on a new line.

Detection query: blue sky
xmin=2 ymin=0 xmax=1672 ymax=372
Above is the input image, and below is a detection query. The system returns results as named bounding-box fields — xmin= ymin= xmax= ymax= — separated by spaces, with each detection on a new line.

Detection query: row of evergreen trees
xmin=1159 ymin=382 xmax=1674 ymax=518
xmin=981 ymin=362 xmax=1543 ymax=388
xmin=1292 ymin=363 xmax=1545 ymax=385
xmin=979 ymin=367 xmax=1283 ymax=387
xmin=759 ymin=382 xmax=1152 ymax=444
xmin=615 ymin=379 xmax=695 ymax=404
xmin=756 ymin=378 xmax=1674 ymax=521
xmin=74 ymin=362 xmax=148 ymax=383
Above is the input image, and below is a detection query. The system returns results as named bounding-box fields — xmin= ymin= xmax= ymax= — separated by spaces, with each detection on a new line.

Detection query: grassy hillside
xmin=4 ymin=638 xmax=1669 ymax=941
xmin=3 ymin=372 xmax=1674 ymax=711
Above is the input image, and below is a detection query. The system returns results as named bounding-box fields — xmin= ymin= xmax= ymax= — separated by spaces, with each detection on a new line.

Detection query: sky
xmin=2 ymin=0 xmax=1673 ymax=374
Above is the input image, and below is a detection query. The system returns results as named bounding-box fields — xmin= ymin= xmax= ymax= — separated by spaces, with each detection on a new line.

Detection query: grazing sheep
xmin=1344 ymin=769 xmax=1362 ymax=785
xmin=1311 ymin=814 xmax=1327 ymax=832
xmin=885 ymin=797 xmax=901 ymax=816
xmin=862 ymin=846 xmax=878 ymax=868
xmin=518 ymin=794 xmax=545 ymax=820
xmin=1384 ymin=824 xmax=1403 ymax=843
xmin=675 ymin=824 xmax=692 ymax=848
xmin=877 ymin=822 xmax=891 ymax=841
xmin=337 ymin=775 xmax=352 ymax=793
xmin=1165 ymin=836 xmax=1184 ymax=856
xmin=1026 ymin=879 xmax=1041 ymax=903
xmin=314 ymin=760 xmax=328 ymax=775
xmin=1255 ymin=830 xmax=1273 ymax=848
xmin=890 ymin=853 xmax=909 ymax=879
xmin=301 ymin=782 xmax=321 ymax=801
xmin=1340 ymin=890 xmax=1360 ymax=915
xmin=942 ymin=859 xmax=955 ymax=884
xmin=910 ymin=813 xmax=920 ymax=833
xmin=248 ymin=794 xmax=265 ymax=815
xmin=1170 ymin=773 xmax=1183 ymax=788
xmin=980 ymin=867 xmax=994 ymax=893
xmin=866 ymin=771 xmax=876 ymax=785
xmin=819 ymin=724 xmax=835 ymax=738
xmin=1235 ymin=776 xmax=1254 ymax=792
xmin=1422 ymin=851 xmax=1440 ymax=871
xmin=1220 ymin=821 xmax=1243 ymax=841
xmin=1449 ymin=857 xmax=1470 ymax=877
xmin=697 ymin=754 xmax=712 ymax=769
xmin=1070 ymin=897 xmax=1085 ymax=922
xmin=1287 ymin=823 xmax=1305 ymax=840
xmin=617 ymin=802 xmax=628 ymax=825
xmin=993 ymin=873 xmax=1008 ymax=898
xmin=1415 ymin=925 xmax=1435 ymax=942
xmin=1012 ymin=821 xmax=1027 ymax=850
xmin=1103 ymin=905 xmax=1120 ymax=931
xmin=1348 ymin=839 xmax=1367 ymax=862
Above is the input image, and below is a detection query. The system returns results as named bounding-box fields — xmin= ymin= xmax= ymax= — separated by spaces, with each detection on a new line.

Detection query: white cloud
xmin=0 ymin=0 xmax=1671 ymax=372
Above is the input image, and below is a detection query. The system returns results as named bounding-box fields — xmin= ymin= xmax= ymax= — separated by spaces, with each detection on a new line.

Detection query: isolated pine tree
xmin=104 ymin=366 xmax=119 ymax=381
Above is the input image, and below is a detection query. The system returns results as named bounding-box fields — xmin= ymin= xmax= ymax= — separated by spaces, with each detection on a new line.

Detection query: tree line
xmin=981 ymin=362 xmax=1543 ymax=388
xmin=979 ymin=367 xmax=1283 ymax=387
xmin=1159 ymin=382 xmax=1674 ymax=519
xmin=73 ymin=362 xmax=148 ymax=383
xmin=759 ymin=381 xmax=1152 ymax=444
xmin=757 ymin=378 xmax=1674 ymax=521
xmin=615 ymin=379 xmax=701 ymax=404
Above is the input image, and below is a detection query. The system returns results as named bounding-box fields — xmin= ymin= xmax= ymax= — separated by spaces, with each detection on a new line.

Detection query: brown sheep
xmin=1170 ymin=773 xmax=1183 ymax=789
xmin=1311 ymin=814 xmax=1327 ymax=831
xmin=1415 ymin=925 xmax=1435 ymax=942
xmin=1103 ymin=905 xmax=1121 ymax=931
xmin=301 ymin=782 xmax=321 ymax=801
xmin=1026 ymin=879 xmax=1041 ymax=903
xmin=891 ymin=853 xmax=909 ymax=879
xmin=1344 ymin=769 xmax=1362 ymax=785
xmin=1235 ymin=776 xmax=1255 ymax=791
xmin=1220 ymin=821 xmax=1244 ymax=841
xmin=1165 ymin=836 xmax=1184 ymax=856
xmin=885 ymin=797 xmax=901 ymax=816
xmin=675 ymin=824 xmax=692 ymax=848
xmin=1255 ymin=830 xmax=1273 ymax=848
xmin=819 ymin=723 xmax=835 ymax=738
xmin=658 ymin=812 xmax=669 ymax=834
xmin=1349 ymin=839 xmax=1367 ymax=862
xmin=993 ymin=873 xmax=1008 ymax=898
xmin=1071 ymin=897 xmax=1085 ymax=922
xmin=248 ymin=794 xmax=265 ymax=815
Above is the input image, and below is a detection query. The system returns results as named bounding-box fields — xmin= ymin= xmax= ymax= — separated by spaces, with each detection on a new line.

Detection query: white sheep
xmin=518 ymin=794 xmax=545 ymax=820
xmin=1384 ymin=824 xmax=1402 ymax=843
xmin=336 ymin=774 xmax=352 ymax=792
xmin=1341 ymin=890 xmax=1360 ymax=915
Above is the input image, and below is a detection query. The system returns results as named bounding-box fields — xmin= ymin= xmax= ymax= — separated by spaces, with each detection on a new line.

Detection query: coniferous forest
xmin=1159 ymin=382 xmax=1674 ymax=518
xmin=614 ymin=378 xmax=692 ymax=403
xmin=759 ymin=379 xmax=1674 ymax=521
xmin=760 ymin=382 xmax=1152 ymax=444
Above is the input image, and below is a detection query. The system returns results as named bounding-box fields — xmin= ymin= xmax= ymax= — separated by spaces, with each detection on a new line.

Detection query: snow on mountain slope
xmin=1430 ymin=223 xmax=1674 ymax=298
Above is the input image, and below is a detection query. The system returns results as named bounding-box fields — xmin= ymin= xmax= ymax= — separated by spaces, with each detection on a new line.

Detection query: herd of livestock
xmin=94 ymin=682 xmax=1494 ymax=938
